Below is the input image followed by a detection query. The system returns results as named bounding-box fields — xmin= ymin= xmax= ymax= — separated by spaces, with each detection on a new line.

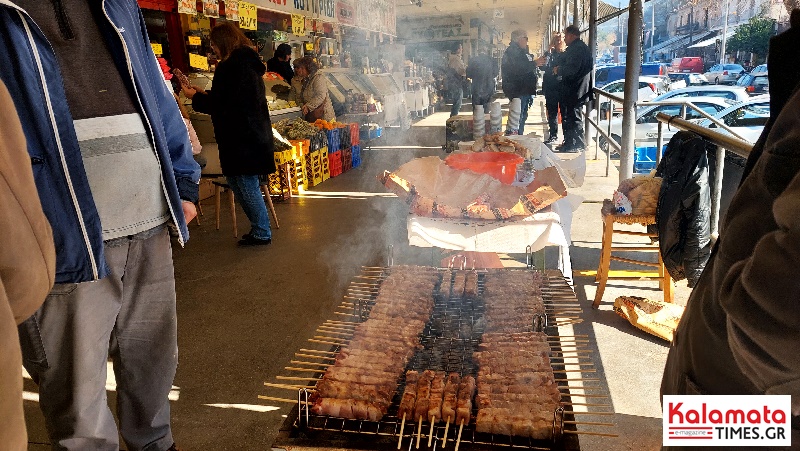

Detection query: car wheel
xmin=599 ymin=134 xmax=621 ymax=156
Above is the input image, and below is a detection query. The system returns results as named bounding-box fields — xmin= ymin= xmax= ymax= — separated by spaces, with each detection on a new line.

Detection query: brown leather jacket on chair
xmin=0 ymin=80 xmax=56 ymax=450
xmin=660 ymin=87 xmax=800 ymax=451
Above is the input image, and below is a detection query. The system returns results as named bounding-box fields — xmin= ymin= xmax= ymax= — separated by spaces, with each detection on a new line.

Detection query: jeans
xmin=449 ymin=86 xmax=463 ymax=117
xmin=226 ymin=174 xmax=272 ymax=240
xmin=545 ymin=96 xmax=560 ymax=139
xmin=518 ymin=95 xmax=534 ymax=135
xmin=18 ymin=227 xmax=176 ymax=451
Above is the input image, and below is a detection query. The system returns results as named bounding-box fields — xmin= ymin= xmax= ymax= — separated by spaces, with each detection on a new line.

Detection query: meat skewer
xmin=397 ymin=370 xmax=419 ymax=450
xmin=427 ymin=372 xmax=446 ymax=447
xmin=414 ymin=370 xmax=434 ymax=449
xmin=453 ymin=376 xmax=475 ymax=451
xmin=440 ymin=373 xmax=461 ymax=448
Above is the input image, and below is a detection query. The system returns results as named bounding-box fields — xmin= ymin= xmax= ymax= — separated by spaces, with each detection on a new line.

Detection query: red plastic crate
xmin=349 ymin=123 xmax=359 ymax=145
xmin=328 ymin=151 xmax=343 ymax=177
xmin=342 ymin=147 xmax=353 ymax=173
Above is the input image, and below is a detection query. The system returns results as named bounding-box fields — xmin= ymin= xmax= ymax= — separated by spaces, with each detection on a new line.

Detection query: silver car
xmin=704 ymin=64 xmax=745 ymax=85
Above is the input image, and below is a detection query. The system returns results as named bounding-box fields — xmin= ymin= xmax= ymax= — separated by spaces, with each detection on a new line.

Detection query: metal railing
xmin=584 ymin=86 xmax=750 ymax=177
xmin=654 ymin=112 xmax=753 ymax=238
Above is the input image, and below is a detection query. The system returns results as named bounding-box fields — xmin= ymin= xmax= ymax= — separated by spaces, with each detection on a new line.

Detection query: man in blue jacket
xmin=0 ymin=1 xmax=200 ymax=450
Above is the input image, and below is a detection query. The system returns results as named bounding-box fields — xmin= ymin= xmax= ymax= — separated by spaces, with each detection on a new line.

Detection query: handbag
xmin=304 ymin=101 xmax=326 ymax=122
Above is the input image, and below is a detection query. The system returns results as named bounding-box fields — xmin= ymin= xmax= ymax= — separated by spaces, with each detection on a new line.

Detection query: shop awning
xmin=687 ymin=29 xmax=735 ymax=48
xmin=647 ymin=34 xmax=691 ymax=53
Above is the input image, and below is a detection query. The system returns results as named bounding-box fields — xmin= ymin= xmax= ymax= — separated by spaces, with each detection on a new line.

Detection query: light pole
xmin=650 ymin=0 xmax=655 ymax=60
xmin=720 ymin=0 xmax=730 ymax=64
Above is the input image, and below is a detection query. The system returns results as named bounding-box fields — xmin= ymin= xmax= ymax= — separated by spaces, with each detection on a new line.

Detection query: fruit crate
xmin=351 ymin=145 xmax=362 ymax=168
xmin=304 ymin=150 xmax=324 ymax=188
xmin=323 ymin=128 xmax=340 ymax=153
xmin=309 ymin=131 xmax=328 ymax=152
xmin=289 ymin=139 xmax=310 ymax=160
xmin=342 ymin=147 xmax=353 ymax=173
xmin=328 ymin=150 xmax=343 ymax=177
xmin=273 ymin=149 xmax=292 ymax=166
xmin=320 ymin=146 xmax=330 ymax=181
xmin=349 ymin=123 xmax=359 ymax=146
xmin=338 ymin=125 xmax=350 ymax=151
xmin=266 ymin=164 xmax=291 ymax=199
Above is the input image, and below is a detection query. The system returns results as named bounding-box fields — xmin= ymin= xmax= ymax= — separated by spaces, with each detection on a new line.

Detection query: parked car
xmin=650 ymin=84 xmax=750 ymax=102
xmin=596 ymin=78 xmax=659 ymax=117
xmin=698 ymin=95 xmax=770 ymax=143
xmin=667 ymin=72 xmax=709 ymax=89
xmin=704 ymin=63 xmax=745 ymax=84
xmin=593 ymin=96 xmax=731 ymax=152
xmin=749 ymin=64 xmax=767 ymax=75
xmin=735 ymin=72 xmax=769 ymax=95
xmin=641 ymin=62 xmax=670 ymax=76
xmin=670 ymin=56 xmax=704 ymax=73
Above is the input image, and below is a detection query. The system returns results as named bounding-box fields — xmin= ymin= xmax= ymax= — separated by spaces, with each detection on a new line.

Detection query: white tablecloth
xmin=407 ymin=200 xmax=574 ymax=282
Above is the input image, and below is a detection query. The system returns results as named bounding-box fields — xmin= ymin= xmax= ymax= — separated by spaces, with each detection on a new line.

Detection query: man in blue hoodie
xmin=0 ymin=1 xmax=200 ymax=450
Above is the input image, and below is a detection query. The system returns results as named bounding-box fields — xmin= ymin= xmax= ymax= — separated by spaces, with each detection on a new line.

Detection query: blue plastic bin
xmin=634 ymin=145 xmax=667 ymax=174
xmin=352 ymin=145 xmax=361 ymax=168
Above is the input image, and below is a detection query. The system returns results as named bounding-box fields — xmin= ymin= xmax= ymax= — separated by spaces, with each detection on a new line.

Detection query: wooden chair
xmin=211 ymin=178 xmax=280 ymax=239
xmin=593 ymin=212 xmax=673 ymax=308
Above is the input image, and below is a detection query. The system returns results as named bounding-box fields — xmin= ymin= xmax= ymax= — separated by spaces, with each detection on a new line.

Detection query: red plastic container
xmin=445 ymin=152 xmax=524 ymax=184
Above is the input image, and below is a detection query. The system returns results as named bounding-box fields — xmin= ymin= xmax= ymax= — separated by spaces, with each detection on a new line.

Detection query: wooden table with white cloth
xmin=401 ymin=137 xmax=586 ymax=282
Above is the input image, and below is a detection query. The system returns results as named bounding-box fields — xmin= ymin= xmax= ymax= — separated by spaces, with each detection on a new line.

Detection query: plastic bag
xmin=612 ymin=190 xmax=632 ymax=215
xmin=613 ymin=296 xmax=685 ymax=342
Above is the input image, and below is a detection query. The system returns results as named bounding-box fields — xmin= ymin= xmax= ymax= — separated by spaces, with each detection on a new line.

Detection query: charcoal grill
xmin=264 ymin=266 xmax=615 ymax=451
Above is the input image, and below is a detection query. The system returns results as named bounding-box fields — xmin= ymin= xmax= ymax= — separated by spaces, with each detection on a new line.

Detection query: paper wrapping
xmin=379 ymin=156 xmax=567 ymax=220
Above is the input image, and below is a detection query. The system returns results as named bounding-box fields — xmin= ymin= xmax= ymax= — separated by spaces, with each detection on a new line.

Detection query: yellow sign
xmin=238 ymin=1 xmax=257 ymax=30
xmin=188 ymin=36 xmax=202 ymax=46
xmin=151 ymin=43 xmax=163 ymax=55
xmin=291 ymin=14 xmax=305 ymax=36
xmin=189 ymin=53 xmax=209 ymax=71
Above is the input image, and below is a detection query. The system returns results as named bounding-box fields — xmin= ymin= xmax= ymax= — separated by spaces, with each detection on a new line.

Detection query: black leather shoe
xmin=544 ymin=136 xmax=557 ymax=144
xmin=238 ymin=235 xmax=272 ymax=246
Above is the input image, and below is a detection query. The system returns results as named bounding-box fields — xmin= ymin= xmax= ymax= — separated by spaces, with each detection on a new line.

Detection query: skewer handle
xmin=428 ymin=417 xmax=436 ymax=447
xmin=454 ymin=419 xmax=464 ymax=451
xmin=441 ymin=417 xmax=450 ymax=448
xmin=397 ymin=413 xmax=406 ymax=450
xmin=416 ymin=417 xmax=423 ymax=449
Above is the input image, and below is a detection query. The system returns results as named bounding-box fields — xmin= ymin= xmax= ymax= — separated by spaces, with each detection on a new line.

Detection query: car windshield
xmin=724 ymin=64 xmax=743 ymax=71
xmin=720 ymin=103 xmax=770 ymax=127
xmin=736 ymin=74 xmax=753 ymax=86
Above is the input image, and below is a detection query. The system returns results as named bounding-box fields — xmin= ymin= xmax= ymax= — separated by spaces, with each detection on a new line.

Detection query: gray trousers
xmin=18 ymin=227 xmax=176 ymax=451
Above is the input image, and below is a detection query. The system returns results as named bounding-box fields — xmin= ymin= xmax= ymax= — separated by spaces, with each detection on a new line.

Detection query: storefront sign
xmin=336 ymin=0 xmax=354 ymax=25
xmin=203 ymin=0 xmax=220 ymax=18
xmin=150 ymin=43 xmax=163 ymax=55
xmin=189 ymin=53 xmax=209 ymax=71
xmin=238 ymin=1 xmax=258 ymax=30
xmin=187 ymin=36 xmax=202 ymax=46
xmin=316 ymin=0 xmax=335 ymax=21
xmin=177 ymin=0 xmax=197 ymax=14
xmin=291 ymin=14 xmax=305 ymax=36
xmin=225 ymin=0 xmax=239 ymax=20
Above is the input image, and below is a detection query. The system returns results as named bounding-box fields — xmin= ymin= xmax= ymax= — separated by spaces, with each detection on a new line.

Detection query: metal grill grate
xmin=266 ymin=267 xmax=613 ymax=451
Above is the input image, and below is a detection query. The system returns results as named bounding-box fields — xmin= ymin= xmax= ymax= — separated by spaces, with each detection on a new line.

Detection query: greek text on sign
xmin=150 ymin=43 xmax=163 ymax=55
xmin=238 ymin=1 xmax=257 ymax=30
xmin=188 ymin=36 xmax=202 ymax=46
xmin=291 ymin=14 xmax=305 ymax=36
xmin=663 ymin=395 xmax=791 ymax=447
xmin=226 ymin=0 xmax=239 ymax=20
xmin=189 ymin=53 xmax=209 ymax=71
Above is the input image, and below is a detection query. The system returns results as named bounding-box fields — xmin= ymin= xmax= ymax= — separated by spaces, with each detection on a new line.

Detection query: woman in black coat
xmin=182 ymin=22 xmax=275 ymax=246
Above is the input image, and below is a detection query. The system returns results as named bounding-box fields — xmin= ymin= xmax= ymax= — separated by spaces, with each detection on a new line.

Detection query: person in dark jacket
xmin=655 ymin=131 xmax=711 ymax=288
xmin=553 ymin=25 xmax=593 ymax=152
xmin=502 ymin=29 xmax=538 ymax=135
xmin=183 ymin=23 xmax=276 ymax=246
xmin=267 ymin=42 xmax=294 ymax=84
xmin=660 ymin=86 xmax=800 ymax=451
xmin=466 ymin=49 xmax=498 ymax=111
xmin=538 ymin=34 xmax=566 ymax=144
